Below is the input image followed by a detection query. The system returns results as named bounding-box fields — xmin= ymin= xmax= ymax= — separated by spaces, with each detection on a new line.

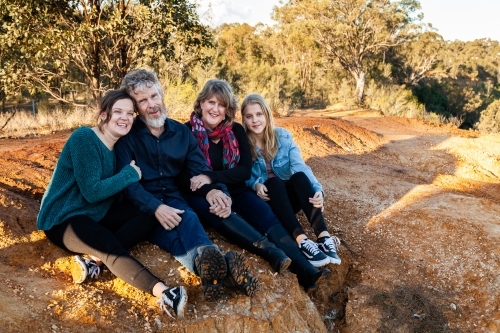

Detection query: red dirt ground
xmin=1 ymin=113 xmax=499 ymax=332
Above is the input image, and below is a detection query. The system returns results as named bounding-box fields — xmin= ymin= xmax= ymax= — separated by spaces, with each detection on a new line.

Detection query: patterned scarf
xmin=190 ymin=112 xmax=240 ymax=169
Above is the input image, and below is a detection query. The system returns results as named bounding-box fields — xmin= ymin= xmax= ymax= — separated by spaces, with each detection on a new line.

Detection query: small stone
xmin=450 ymin=303 xmax=457 ymax=311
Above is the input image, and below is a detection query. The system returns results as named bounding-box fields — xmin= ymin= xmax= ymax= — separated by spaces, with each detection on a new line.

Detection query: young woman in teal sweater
xmin=37 ymin=89 xmax=187 ymax=318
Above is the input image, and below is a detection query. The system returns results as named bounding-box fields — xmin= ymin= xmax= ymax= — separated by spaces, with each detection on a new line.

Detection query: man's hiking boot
xmin=223 ymin=250 xmax=259 ymax=297
xmin=194 ymin=245 xmax=227 ymax=301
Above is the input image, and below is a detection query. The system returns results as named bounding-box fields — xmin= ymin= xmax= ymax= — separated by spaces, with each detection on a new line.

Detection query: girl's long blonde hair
xmin=241 ymin=94 xmax=278 ymax=161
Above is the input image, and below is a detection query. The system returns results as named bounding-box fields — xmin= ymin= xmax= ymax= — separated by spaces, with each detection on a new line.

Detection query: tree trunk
xmin=354 ymin=71 xmax=366 ymax=105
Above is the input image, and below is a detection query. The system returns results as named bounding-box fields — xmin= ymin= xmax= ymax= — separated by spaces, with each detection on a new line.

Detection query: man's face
xmin=130 ymin=85 xmax=167 ymax=128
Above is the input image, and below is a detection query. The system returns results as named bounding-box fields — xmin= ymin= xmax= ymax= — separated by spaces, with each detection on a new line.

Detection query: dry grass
xmin=0 ymin=101 xmax=192 ymax=139
xmin=0 ymin=106 xmax=97 ymax=138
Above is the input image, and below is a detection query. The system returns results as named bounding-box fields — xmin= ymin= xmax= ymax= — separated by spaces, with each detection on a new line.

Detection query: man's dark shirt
xmin=115 ymin=117 xmax=226 ymax=215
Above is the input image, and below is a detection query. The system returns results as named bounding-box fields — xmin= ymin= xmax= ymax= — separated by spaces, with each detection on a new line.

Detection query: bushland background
xmin=1 ymin=0 xmax=499 ymax=137
xmin=1 ymin=1 xmax=500 ymax=333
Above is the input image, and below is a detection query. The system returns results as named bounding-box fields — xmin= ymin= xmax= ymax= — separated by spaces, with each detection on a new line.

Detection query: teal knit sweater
xmin=37 ymin=127 xmax=140 ymax=231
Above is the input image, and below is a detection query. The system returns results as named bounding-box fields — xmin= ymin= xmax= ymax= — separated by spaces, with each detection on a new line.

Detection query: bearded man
xmin=115 ymin=69 xmax=255 ymax=308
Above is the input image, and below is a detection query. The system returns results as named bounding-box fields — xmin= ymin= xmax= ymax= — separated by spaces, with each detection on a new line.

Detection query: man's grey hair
xmin=121 ymin=69 xmax=163 ymax=96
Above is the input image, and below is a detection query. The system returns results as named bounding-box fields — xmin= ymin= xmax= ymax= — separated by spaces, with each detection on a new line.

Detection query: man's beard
xmin=141 ymin=105 xmax=167 ymax=128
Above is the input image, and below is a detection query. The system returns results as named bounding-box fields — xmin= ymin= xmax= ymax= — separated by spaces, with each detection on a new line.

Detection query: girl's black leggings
xmin=264 ymin=172 xmax=328 ymax=239
xmin=44 ymin=200 xmax=161 ymax=294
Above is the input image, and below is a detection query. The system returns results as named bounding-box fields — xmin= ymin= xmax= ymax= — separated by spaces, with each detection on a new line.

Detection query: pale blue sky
xmin=195 ymin=0 xmax=500 ymax=42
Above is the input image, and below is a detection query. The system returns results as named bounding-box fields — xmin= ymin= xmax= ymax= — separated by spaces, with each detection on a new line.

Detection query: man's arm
xmin=115 ymin=137 xmax=163 ymax=215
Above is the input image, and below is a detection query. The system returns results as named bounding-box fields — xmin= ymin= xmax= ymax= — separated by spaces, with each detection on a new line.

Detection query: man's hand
xmin=206 ymin=189 xmax=232 ymax=218
xmin=255 ymin=183 xmax=270 ymax=201
xmin=155 ymin=204 xmax=185 ymax=230
xmin=309 ymin=191 xmax=324 ymax=211
xmin=190 ymin=174 xmax=212 ymax=191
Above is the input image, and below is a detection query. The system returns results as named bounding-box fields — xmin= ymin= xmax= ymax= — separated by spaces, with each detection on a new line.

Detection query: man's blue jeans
xmin=148 ymin=197 xmax=213 ymax=273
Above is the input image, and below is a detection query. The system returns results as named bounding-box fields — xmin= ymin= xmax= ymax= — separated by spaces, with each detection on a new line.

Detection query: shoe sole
xmin=176 ymin=287 xmax=188 ymax=318
xmin=225 ymin=251 xmax=259 ymax=297
xmin=329 ymin=257 xmax=341 ymax=265
xmin=308 ymin=257 xmax=331 ymax=268
xmin=71 ymin=255 xmax=87 ymax=284
xmin=197 ymin=247 xmax=227 ymax=301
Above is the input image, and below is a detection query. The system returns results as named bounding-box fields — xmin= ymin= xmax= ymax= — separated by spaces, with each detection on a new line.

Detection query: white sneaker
xmin=159 ymin=286 xmax=188 ymax=319
xmin=71 ymin=255 xmax=101 ymax=284
xmin=317 ymin=236 xmax=341 ymax=265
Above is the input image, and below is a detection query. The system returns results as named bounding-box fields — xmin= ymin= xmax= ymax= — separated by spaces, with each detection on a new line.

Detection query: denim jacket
xmin=246 ymin=127 xmax=323 ymax=194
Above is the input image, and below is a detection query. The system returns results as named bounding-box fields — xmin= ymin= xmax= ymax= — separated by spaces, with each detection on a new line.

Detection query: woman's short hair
xmin=97 ymin=89 xmax=136 ymax=133
xmin=193 ymin=79 xmax=238 ymax=123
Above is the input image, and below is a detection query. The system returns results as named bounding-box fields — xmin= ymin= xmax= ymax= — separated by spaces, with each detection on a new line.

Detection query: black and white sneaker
xmin=71 ymin=255 xmax=101 ymax=284
xmin=298 ymin=239 xmax=330 ymax=267
xmin=194 ymin=245 xmax=227 ymax=301
xmin=159 ymin=286 xmax=187 ymax=319
xmin=317 ymin=236 xmax=341 ymax=265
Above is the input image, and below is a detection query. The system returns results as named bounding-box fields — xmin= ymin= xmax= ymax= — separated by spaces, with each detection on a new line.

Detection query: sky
xmin=195 ymin=0 xmax=500 ymax=42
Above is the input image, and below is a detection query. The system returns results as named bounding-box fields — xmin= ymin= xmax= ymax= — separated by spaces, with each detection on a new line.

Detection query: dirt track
xmin=1 ymin=114 xmax=499 ymax=332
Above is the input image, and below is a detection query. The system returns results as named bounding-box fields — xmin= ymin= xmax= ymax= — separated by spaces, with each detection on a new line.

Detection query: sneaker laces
xmin=85 ymin=259 xmax=101 ymax=279
xmin=301 ymin=239 xmax=321 ymax=255
xmin=159 ymin=289 xmax=176 ymax=319
xmin=323 ymin=236 xmax=340 ymax=252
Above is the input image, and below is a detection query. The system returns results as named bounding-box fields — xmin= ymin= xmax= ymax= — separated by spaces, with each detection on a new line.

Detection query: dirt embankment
xmin=1 ymin=114 xmax=499 ymax=332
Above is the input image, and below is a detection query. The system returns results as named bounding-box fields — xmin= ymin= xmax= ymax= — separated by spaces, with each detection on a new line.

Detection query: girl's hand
xmin=130 ymin=160 xmax=141 ymax=179
xmin=255 ymin=183 xmax=270 ymax=201
xmin=190 ymin=174 xmax=212 ymax=191
xmin=309 ymin=191 xmax=324 ymax=211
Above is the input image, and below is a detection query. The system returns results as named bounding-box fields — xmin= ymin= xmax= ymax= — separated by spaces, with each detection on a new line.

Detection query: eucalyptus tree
xmin=392 ymin=31 xmax=444 ymax=86
xmin=0 ymin=0 xmax=212 ymax=105
xmin=274 ymin=0 xmax=424 ymax=104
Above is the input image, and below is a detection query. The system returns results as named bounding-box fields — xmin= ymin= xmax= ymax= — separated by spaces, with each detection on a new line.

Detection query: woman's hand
xmin=309 ymin=191 xmax=324 ymax=211
xmin=255 ymin=183 xmax=270 ymax=201
xmin=190 ymin=174 xmax=212 ymax=191
xmin=130 ymin=160 xmax=141 ymax=179
xmin=206 ymin=189 xmax=232 ymax=218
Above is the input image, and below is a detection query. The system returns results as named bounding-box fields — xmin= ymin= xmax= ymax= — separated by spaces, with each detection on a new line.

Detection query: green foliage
xmin=0 ymin=0 xmax=212 ymax=105
xmin=391 ymin=32 xmax=445 ymax=86
xmin=413 ymin=81 xmax=448 ymax=114
xmin=475 ymin=100 xmax=500 ymax=133
xmin=274 ymin=0 xmax=424 ymax=104
xmin=2 ymin=0 xmax=500 ymax=132
xmin=366 ymin=81 xmax=423 ymax=118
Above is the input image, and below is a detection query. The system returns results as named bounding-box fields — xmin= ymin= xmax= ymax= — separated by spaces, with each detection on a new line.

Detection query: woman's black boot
xmin=218 ymin=213 xmax=291 ymax=274
xmin=265 ymin=224 xmax=330 ymax=290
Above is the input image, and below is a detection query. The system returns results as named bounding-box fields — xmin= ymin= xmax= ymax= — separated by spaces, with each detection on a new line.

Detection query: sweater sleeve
xmin=204 ymin=123 xmax=252 ymax=185
xmin=70 ymin=129 xmax=140 ymax=204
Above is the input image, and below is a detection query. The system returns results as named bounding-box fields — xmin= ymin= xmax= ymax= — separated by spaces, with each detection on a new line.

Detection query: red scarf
xmin=190 ymin=112 xmax=240 ymax=169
